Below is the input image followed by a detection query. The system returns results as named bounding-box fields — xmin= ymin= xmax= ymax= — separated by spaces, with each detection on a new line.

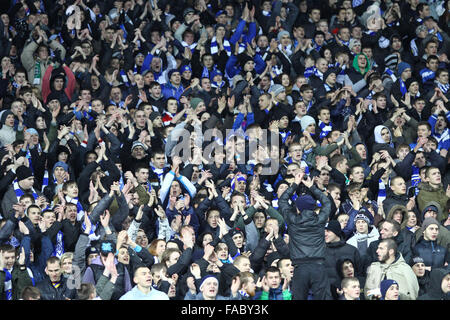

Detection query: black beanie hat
xmin=0 ymin=110 xmax=14 ymax=125
xmin=238 ymin=54 xmax=254 ymax=69
xmin=325 ymin=220 xmax=343 ymax=238
xmin=16 ymin=165 xmax=33 ymax=181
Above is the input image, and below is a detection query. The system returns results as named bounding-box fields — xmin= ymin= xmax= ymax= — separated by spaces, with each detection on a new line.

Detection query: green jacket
xmin=0 ymin=265 xmax=33 ymax=300
xmin=383 ymin=118 xmax=418 ymax=146
xmin=417 ymin=183 xmax=449 ymax=222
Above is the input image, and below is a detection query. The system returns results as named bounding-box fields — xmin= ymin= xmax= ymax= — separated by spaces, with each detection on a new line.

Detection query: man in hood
xmin=418 ymin=268 xmax=450 ymax=300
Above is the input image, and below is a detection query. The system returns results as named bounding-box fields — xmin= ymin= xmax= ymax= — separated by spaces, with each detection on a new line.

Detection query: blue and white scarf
xmin=13 ymin=180 xmax=38 ymax=202
xmin=181 ymin=41 xmax=198 ymax=53
xmin=3 ymin=268 xmax=12 ymax=300
xmin=378 ymin=178 xmax=390 ymax=204
xmin=53 ymin=231 xmax=65 ymax=258
xmin=319 ymin=120 xmax=333 ymax=140
xmin=210 ymin=37 xmax=231 ymax=56
xmin=399 ymin=78 xmax=407 ymax=96
xmin=411 ymin=166 xmax=421 ymax=192
xmin=436 ymin=81 xmax=449 ymax=94
xmin=150 ymin=165 xmax=165 ymax=185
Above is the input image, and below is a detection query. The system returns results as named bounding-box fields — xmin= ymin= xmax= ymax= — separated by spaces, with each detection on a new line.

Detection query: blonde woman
xmin=60 ymin=252 xmax=74 ymax=278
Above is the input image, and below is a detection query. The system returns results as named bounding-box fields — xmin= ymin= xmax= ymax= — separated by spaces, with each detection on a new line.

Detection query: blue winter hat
xmin=168 ymin=69 xmax=180 ymax=80
xmin=180 ymin=65 xmax=192 ymax=73
xmin=397 ymin=62 xmax=411 ymax=77
xmin=380 ymin=279 xmax=398 ymax=300
xmin=295 ymin=194 xmax=316 ymax=212
xmin=199 ymin=274 xmax=219 ymax=291
xmin=53 ymin=161 xmax=69 ymax=172
xmin=215 ymin=10 xmax=226 ymax=17
xmin=26 ymin=128 xmax=39 ymax=136
xmin=210 ymin=69 xmax=223 ymax=80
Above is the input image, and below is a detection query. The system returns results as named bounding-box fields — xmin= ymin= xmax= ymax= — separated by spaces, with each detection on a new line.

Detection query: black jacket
xmin=278 ymin=184 xmax=331 ymax=264
xmin=382 ymin=192 xmax=409 ymax=217
xmin=413 ymin=237 xmax=449 ymax=269
xmin=325 ymin=240 xmax=363 ymax=290
xmin=418 ymin=268 xmax=450 ymax=300
xmin=36 ymin=276 xmax=78 ymax=300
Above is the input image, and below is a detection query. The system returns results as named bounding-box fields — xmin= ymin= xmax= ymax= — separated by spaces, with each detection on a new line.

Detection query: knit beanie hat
xmin=409 ymin=256 xmax=424 ymax=267
xmin=131 ymin=140 xmax=146 ymax=151
xmin=269 ymin=84 xmax=285 ymax=96
xmin=149 ymin=111 xmax=162 ymax=121
xmin=325 ymin=220 xmax=343 ymax=238
xmin=421 ymin=204 xmax=439 ymax=219
xmin=396 ymin=62 xmax=411 ymax=77
xmin=210 ymin=69 xmax=223 ymax=80
xmin=53 ymin=161 xmax=69 ymax=173
xmin=229 ymin=227 xmax=245 ymax=238
xmin=26 ymin=128 xmax=39 ymax=136
xmin=16 ymin=165 xmax=33 ymax=181
xmin=323 ymin=67 xmax=339 ymax=81
xmin=238 ymin=54 xmax=254 ymax=68
xmin=199 ymin=275 xmax=219 ymax=291
xmin=349 ymin=38 xmax=361 ymax=50
xmin=167 ymin=69 xmax=180 ymax=80
xmin=0 ymin=110 xmax=13 ymax=125
xmin=190 ymin=97 xmax=204 ymax=110
xmin=380 ymin=279 xmax=398 ymax=300
xmin=354 ymin=212 xmax=371 ymax=226
xmin=277 ymin=30 xmax=290 ymax=42
xmin=300 ymin=115 xmax=316 ymax=131
xmin=422 ymin=217 xmax=440 ymax=231
xmin=406 ymin=77 xmax=420 ymax=90
xmin=295 ymin=194 xmax=316 ymax=212
xmin=384 ymin=53 xmax=399 ymax=70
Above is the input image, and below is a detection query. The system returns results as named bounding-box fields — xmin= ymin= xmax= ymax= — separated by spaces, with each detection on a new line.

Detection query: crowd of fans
xmin=0 ymin=0 xmax=449 ymax=301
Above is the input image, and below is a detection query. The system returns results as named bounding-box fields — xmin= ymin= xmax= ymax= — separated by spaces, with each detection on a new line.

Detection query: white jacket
xmin=346 ymin=226 xmax=380 ymax=250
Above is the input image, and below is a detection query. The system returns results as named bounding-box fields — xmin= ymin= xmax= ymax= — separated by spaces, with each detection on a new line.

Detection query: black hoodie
xmin=418 ymin=268 xmax=450 ymax=300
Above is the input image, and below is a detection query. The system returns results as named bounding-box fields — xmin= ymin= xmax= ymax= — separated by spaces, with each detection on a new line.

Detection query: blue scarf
xmin=53 ymin=231 xmax=65 ymax=258
xmin=436 ymin=81 xmax=449 ymax=94
xmin=13 ymin=180 xmax=38 ymax=202
xmin=319 ymin=120 xmax=333 ymax=140
xmin=411 ymin=166 xmax=421 ymax=194
xmin=210 ymin=37 xmax=231 ymax=56
xmin=3 ymin=268 xmax=12 ymax=300
xmin=41 ymin=170 xmax=49 ymax=192
xmin=399 ymin=78 xmax=407 ymax=96
xmin=378 ymin=178 xmax=389 ymax=204
xmin=304 ymin=66 xmax=315 ymax=78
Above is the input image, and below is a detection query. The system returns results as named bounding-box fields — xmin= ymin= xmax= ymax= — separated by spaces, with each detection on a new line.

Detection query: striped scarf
xmin=436 ymin=81 xmax=449 ymax=94
xmin=120 ymin=70 xmax=130 ymax=86
xmin=181 ymin=41 xmax=197 ymax=53
xmin=304 ymin=66 xmax=315 ymax=78
xmin=53 ymin=231 xmax=65 ymax=258
xmin=210 ymin=37 xmax=231 ymax=56
xmin=378 ymin=178 xmax=390 ymax=204
xmin=3 ymin=268 xmax=12 ymax=300
xmin=411 ymin=166 xmax=421 ymax=192
xmin=150 ymin=165 xmax=165 ymax=185
xmin=13 ymin=180 xmax=38 ymax=202
xmin=318 ymin=120 xmax=333 ymax=140
xmin=41 ymin=170 xmax=49 ymax=192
